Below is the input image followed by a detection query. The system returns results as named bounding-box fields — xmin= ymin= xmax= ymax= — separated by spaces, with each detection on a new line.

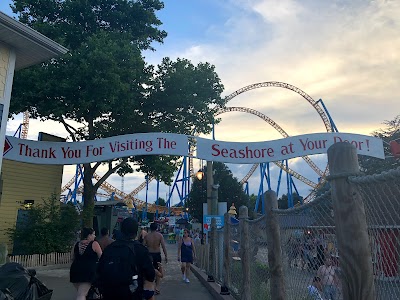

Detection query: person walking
xmin=143 ymin=262 xmax=164 ymax=300
xmin=97 ymin=217 xmax=155 ymax=300
xmin=97 ymin=227 xmax=114 ymax=251
xmin=178 ymin=229 xmax=196 ymax=283
xmin=143 ymin=222 xmax=168 ymax=295
xmin=317 ymin=257 xmax=338 ymax=300
xmin=70 ymin=227 xmax=102 ymax=300
xmin=138 ymin=226 xmax=148 ymax=244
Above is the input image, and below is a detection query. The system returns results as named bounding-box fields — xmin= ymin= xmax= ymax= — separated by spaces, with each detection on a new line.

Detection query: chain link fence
xmin=247 ymin=216 xmax=270 ymax=300
xmin=194 ymin=164 xmax=400 ymax=300
xmin=228 ymin=221 xmax=242 ymax=298
xmin=350 ymin=167 xmax=400 ymax=300
xmin=275 ymin=191 xmax=342 ymax=300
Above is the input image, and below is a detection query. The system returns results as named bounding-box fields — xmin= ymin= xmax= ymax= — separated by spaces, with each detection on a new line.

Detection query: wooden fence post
xmin=265 ymin=190 xmax=286 ymax=300
xmin=208 ymin=217 xmax=217 ymax=282
xmin=221 ymin=212 xmax=231 ymax=295
xmin=239 ymin=206 xmax=251 ymax=300
xmin=327 ymin=142 xmax=376 ymax=300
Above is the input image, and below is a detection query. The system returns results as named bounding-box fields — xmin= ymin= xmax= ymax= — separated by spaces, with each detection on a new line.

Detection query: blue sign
xmin=203 ymin=215 xmax=224 ymax=232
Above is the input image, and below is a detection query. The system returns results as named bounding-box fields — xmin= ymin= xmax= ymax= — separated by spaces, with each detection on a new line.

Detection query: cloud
xmin=6 ymin=0 xmax=399 ymax=208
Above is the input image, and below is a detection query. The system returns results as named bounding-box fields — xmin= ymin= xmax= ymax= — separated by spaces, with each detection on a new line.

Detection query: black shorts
xmin=149 ymin=252 xmax=162 ymax=269
xmin=143 ymin=290 xmax=155 ymax=300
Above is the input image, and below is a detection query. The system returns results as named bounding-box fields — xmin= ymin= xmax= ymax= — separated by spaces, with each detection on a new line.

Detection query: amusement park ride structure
xmin=13 ymin=81 xmax=339 ymax=217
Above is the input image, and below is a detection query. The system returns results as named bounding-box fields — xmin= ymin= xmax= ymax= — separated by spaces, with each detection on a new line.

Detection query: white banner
xmin=3 ymin=133 xmax=188 ymax=165
xmin=3 ymin=132 xmax=384 ymax=165
xmin=196 ymin=133 xmax=384 ymax=163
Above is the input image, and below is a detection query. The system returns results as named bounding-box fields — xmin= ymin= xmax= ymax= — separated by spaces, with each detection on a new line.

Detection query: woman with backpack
xmin=70 ymin=227 xmax=102 ymax=300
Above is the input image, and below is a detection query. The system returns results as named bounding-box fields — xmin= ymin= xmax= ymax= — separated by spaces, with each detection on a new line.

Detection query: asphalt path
xmin=36 ymin=242 xmax=214 ymax=300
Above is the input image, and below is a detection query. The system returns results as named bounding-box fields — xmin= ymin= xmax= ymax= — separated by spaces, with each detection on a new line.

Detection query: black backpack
xmin=97 ymin=240 xmax=139 ymax=290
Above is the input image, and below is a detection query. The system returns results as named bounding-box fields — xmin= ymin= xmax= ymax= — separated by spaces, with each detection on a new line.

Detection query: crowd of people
xmin=287 ymin=234 xmax=340 ymax=300
xmin=69 ymin=219 xmax=197 ymax=300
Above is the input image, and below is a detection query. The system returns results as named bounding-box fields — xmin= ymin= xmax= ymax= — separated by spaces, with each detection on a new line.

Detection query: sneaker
xmin=182 ymin=275 xmax=186 ymax=281
xmin=185 ymin=278 xmax=190 ymax=283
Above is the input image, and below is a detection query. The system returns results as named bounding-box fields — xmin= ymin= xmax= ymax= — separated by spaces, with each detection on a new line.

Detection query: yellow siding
xmin=0 ymin=159 xmax=64 ymax=249
xmin=0 ymin=46 xmax=10 ymax=99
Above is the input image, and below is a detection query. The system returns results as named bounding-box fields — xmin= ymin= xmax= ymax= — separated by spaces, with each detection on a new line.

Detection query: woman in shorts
xmin=178 ymin=229 xmax=196 ymax=283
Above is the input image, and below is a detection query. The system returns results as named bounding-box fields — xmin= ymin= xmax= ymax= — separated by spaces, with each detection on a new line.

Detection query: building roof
xmin=0 ymin=11 xmax=68 ymax=70
xmin=94 ymin=200 xmax=126 ymax=207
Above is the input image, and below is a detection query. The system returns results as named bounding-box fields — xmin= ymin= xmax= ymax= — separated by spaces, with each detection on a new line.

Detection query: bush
xmin=8 ymin=194 xmax=80 ymax=254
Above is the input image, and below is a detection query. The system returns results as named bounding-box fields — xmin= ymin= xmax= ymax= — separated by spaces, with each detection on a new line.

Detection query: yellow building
xmin=0 ymin=133 xmax=65 ymax=251
xmin=0 ymin=11 xmax=67 ymax=256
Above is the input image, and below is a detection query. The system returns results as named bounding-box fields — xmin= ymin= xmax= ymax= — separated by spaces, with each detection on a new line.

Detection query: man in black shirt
xmin=98 ymin=218 xmax=155 ymax=300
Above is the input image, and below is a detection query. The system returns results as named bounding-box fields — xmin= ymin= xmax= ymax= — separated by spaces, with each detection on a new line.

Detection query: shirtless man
xmin=144 ymin=222 xmax=168 ymax=294
xmin=317 ymin=257 xmax=337 ymax=300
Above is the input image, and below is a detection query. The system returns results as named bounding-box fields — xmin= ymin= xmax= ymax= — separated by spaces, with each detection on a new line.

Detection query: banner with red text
xmin=196 ymin=133 xmax=384 ymax=163
xmin=3 ymin=132 xmax=384 ymax=165
xmin=3 ymin=133 xmax=188 ymax=165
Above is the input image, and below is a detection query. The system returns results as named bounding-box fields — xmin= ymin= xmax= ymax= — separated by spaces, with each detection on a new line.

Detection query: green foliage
xmin=10 ymin=0 xmax=225 ymax=227
xmin=155 ymin=197 xmax=166 ymax=206
xmin=11 ymin=0 xmax=167 ymax=50
xmin=277 ymin=192 xmax=303 ymax=209
xmin=249 ymin=193 xmax=257 ymax=211
xmin=8 ymin=194 xmax=80 ymax=255
xmin=187 ymin=162 xmax=249 ymax=222
xmin=359 ymin=115 xmax=400 ymax=174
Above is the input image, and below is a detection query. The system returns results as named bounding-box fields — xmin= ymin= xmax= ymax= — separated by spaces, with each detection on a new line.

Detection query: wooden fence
xmin=8 ymin=252 xmax=71 ymax=268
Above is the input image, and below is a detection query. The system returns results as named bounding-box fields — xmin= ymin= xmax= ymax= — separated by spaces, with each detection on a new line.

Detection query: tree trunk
xmin=82 ymin=163 xmax=95 ymax=228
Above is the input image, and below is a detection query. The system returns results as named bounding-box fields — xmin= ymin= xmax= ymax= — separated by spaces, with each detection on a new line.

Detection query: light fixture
xmin=23 ymin=200 xmax=34 ymax=209
xmin=195 ymin=170 xmax=204 ymax=180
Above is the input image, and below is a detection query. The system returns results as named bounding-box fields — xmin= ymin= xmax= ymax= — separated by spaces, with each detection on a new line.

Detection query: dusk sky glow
xmin=2 ymin=0 xmax=399 ymax=206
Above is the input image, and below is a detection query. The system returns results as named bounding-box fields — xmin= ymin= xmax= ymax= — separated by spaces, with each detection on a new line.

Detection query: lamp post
xmin=206 ymin=161 xmax=219 ymax=215
xmin=206 ymin=161 xmax=214 ymax=215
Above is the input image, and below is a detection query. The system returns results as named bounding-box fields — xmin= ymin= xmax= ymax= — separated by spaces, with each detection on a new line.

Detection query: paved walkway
xmin=156 ymin=243 xmax=214 ymax=300
xmin=36 ymin=243 xmax=214 ymax=300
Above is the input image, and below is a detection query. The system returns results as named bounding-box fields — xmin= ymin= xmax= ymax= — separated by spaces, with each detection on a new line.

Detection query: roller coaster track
xmin=214 ymin=107 xmax=320 ymax=188
xmin=92 ymin=173 xmax=180 ymax=213
xmin=224 ymin=81 xmax=333 ymax=133
xmin=32 ymin=81 xmax=332 ymax=208
xmin=221 ymin=82 xmax=333 ymax=199
xmin=216 ymin=107 xmax=325 ymax=177
xmin=21 ymin=111 xmax=29 ymax=139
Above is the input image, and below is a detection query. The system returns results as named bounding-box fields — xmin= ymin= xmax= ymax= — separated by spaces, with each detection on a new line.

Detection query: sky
xmin=1 ymin=0 xmax=399 ymax=207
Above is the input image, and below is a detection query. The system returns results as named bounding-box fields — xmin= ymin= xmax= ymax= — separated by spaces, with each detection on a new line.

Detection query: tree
xmin=9 ymin=0 xmax=225 ymax=227
xmin=8 ymin=194 xmax=80 ymax=255
xmin=249 ymin=193 xmax=258 ymax=212
xmin=359 ymin=115 xmax=400 ymax=174
xmin=187 ymin=162 xmax=249 ymax=222
xmin=277 ymin=193 xmax=303 ymax=209
xmin=155 ymin=197 xmax=166 ymax=207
